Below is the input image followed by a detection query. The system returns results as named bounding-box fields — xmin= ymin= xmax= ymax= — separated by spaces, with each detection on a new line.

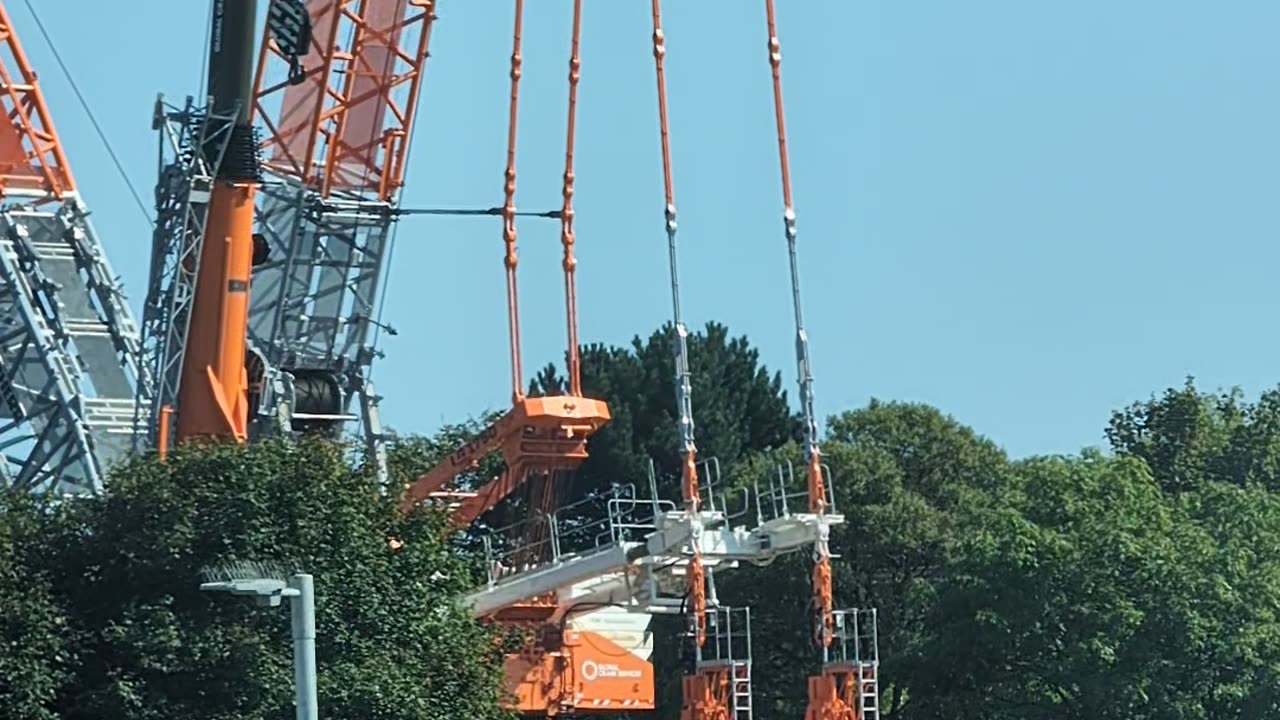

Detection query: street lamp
xmin=200 ymin=562 xmax=318 ymax=720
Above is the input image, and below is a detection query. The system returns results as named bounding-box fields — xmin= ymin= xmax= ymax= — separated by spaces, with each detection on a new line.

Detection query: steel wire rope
xmin=370 ymin=5 xmax=440 ymax=365
xmin=22 ymin=0 xmax=152 ymax=224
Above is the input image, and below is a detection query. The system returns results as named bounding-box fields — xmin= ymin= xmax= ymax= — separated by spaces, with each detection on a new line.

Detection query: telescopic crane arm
xmin=173 ymin=0 xmax=262 ymax=443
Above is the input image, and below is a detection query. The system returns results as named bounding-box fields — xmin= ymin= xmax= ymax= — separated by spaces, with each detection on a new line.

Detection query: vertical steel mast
xmin=139 ymin=0 xmax=263 ymax=450
xmin=173 ymin=0 xmax=262 ymax=443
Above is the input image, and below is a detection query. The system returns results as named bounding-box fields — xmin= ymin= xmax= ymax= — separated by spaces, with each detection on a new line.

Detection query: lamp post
xmin=200 ymin=564 xmax=318 ymax=720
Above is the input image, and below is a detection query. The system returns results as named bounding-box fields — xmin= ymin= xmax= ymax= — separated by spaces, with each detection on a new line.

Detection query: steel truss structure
xmin=0 ymin=4 xmax=145 ymax=495
xmin=134 ymin=95 xmax=239 ymax=451
xmin=461 ymin=456 xmax=842 ymax=716
xmin=243 ymin=0 xmax=435 ymax=483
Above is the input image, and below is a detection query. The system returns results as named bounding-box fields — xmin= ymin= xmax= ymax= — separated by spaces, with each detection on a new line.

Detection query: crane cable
xmin=372 ymin=5 xmax=440 ymax=359
xmin=559 ymin=0 xmax=584 ymax=398
xmin=649 ymin=0 xmax=706 ymax=649
xmin=500 ymin=0 xmax=526 ymax=404
xmin=762 ymin=0 xmax=834 ymax=650
xmin=21 ymin=0 xmax=152 ymax=224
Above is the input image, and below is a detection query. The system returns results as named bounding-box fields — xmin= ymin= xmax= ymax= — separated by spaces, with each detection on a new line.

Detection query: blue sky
xmin=18 ymin=1 xmax=1280 ymax=458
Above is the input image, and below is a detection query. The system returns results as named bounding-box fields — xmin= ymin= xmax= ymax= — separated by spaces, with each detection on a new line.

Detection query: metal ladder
xmin=852 ymin=609 xmax=880 ymax=720
xmin=730 ymin=660 xmax=752 ymax=720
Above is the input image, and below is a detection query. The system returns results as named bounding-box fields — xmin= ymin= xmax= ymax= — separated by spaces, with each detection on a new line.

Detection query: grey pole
xmin=288 ymin=574 xmax=318 ymax=720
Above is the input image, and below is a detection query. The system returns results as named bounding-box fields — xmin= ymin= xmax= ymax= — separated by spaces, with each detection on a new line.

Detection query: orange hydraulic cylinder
xmin=174 ymin=179 xmax=257 ymax=442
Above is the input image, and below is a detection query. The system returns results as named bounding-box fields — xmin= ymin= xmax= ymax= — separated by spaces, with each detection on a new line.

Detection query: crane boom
xmin=172 ymin=0 xmax=262 ymax=442
xmin=244 ymin=0 xmax=435 ymax=483
xmin=0 ymin=1 xmax=147 ymax=494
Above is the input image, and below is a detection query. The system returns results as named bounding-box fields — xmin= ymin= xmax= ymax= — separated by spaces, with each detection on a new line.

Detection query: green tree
xmin=36 ymin=437 xmax=508 ymax=720
xmin=0 ymin=491 xmax=70 ymax=720
xmin=718 ymin=401 xmax=1013 ymax=718
xmin=908 ymin=452 xmax=1188 ymax=720
xmin=895 ymin=447 xmax=1280 ymax=720
xmin=1104 ymin=377 xmax=1280 ymax=493
xmin=531 ymin=321 xmax=799 ymax=502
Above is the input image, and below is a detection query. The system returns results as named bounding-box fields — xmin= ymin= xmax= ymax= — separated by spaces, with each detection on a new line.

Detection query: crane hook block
xmin=268 ymin=0 xmax=312 ymax=85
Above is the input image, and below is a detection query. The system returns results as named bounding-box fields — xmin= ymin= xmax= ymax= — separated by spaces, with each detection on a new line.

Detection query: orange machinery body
xmin=174 ymin=179 xmax=257 ymax=442
xmin=503 ymin=607 xmax=655 ymax=716
xmin=401 ymin=394 xmax=610 ymax=525
xmin=679 ymin=668 xmax=735 ymax=720
xmin=804 ymin=664 xmax=872 ymax=720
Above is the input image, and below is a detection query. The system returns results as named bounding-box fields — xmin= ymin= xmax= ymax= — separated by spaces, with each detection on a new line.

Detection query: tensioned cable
xmin=23 ymin=0 xmax=152 ymax=224
xmin=372 ymin=5 xmax=441 ymax=368
xmin=649 ymin=0 xmax=706 ymax=650
xmin=558 ymin=0 xmax=584 ymax=397
xmin=762 ymin=0 xmax=833 ymax=651
xmin=500 ymin=0 xmax=527 ymax=403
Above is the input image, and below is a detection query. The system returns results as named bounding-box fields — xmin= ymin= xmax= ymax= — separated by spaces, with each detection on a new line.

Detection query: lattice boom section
xmin=0 ymin=201 xmax=144 ymax=494
xmin=249 ymin=184 xmax=389 ymax=369
xmin=253 ymin=0 xmax=434 ymax=200
xmin=0 ymin=4 xmax=74 ymax=197
xmin=135 ymin=97 xmax=238 ymax=446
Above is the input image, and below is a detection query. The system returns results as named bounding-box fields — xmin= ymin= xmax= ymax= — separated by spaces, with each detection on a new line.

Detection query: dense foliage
xmin=5 ymin=321 xmax=1280 ymax=719
xmin=0 ymin=437 xmax=508 ymax=720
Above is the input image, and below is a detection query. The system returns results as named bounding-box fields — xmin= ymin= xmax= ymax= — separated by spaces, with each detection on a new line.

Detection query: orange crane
xmin=133 ymin=2 xmax=861 ymax=717
xmin=397 ymin=0 xmax=610 ymax=527
xmin=139 ymin=0 xmax=269 ymax=451
xmin=172 ymin=0 xmax=261 ymax=443
xmin=140 ymin=0 xmax=432 ymax=481
xmin=396 ymin=4 xmax=842 ymax=717
xmin=0 ymin=1 xmax=148 ymax=494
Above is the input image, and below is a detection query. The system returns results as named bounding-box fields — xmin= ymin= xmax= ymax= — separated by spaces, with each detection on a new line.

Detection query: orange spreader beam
xmin=0 ymin=3 xmax=75 ymax=198
xmin=399 ymin=395 xmax=609 ymax=525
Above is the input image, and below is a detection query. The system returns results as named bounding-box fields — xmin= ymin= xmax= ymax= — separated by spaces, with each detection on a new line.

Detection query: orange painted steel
xmin=803 ymin=665 xmax=868 ymax=720
xmin=500 ymin=0 xmax=526 ymax=404
xmin=157 ymin=405 xmax=173 ymax=461
xmin=393 ymin=4 xmax=621 ymax=714
xmin=680 ymin=669 xmax=733 ymax=720
xmin=504 ymin=623 xmax=655 ymax=716
xmin=399 ymin=0 xmax=610 ymax=526
xmin=252 ymin=0 xmax=436 ymax=200
xmin=0 ymin=3 xmax=74 ymax=198
xmin=175 ymin=181 xmax=256 ymax=441
xmin=649 ymin=0 xmax=707 ymax=651
xmin=559 ymin=0 xmax=584 ymax=398
xmin=757 ymin=2 xmax=857 ymax=717
xmin=399 ymin=395 xmax=609 ymax=525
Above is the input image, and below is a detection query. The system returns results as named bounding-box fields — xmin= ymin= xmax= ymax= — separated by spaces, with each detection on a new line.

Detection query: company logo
xmin=580 ymin=660 xmax=642 ymax=682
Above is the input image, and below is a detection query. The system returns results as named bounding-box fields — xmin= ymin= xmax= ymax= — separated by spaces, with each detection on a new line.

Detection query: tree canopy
xmin=0 ymin=437 xmax=508 ymax=720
